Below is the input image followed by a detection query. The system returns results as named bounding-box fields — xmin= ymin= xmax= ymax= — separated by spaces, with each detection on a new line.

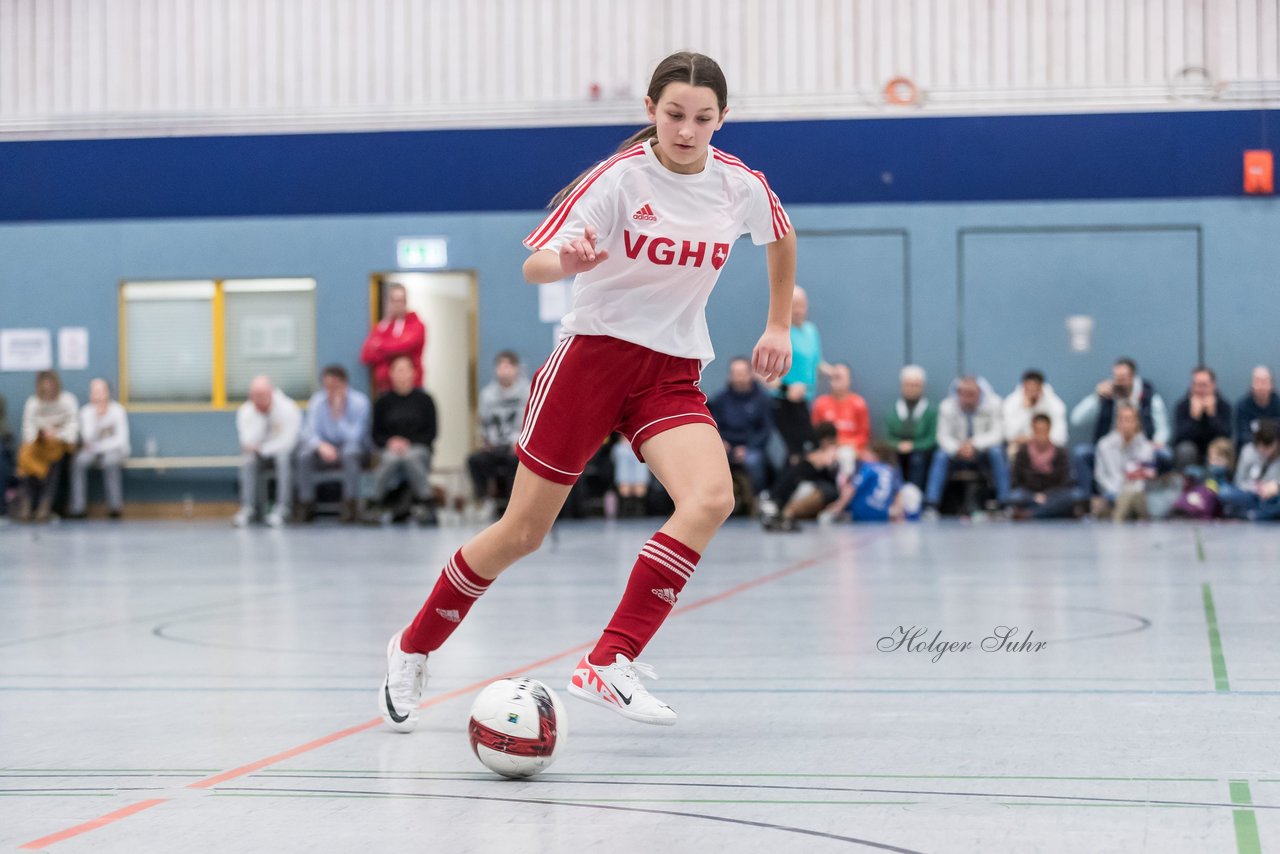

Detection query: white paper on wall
xmin=538 ymin=280 xmax=572 ymax=324
xmin=0 ymin=328 xmax=53 ymax=372
xmin=57 ymin=327 xmax=90 ymax=370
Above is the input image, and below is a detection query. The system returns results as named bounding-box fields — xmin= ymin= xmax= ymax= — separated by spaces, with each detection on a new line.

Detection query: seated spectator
xmin=0 ymin=393 xmax=13 ymax=516
xmin=849 ymin=442 xmax=922 ymax=523
xmin=68 ymin=379 xmax=130 ymax=519
xmin=14 ymin=371 xmax=78 ymax=523
xmin=709 ymin=356 xmax=774 ymax=494
xmin=296 ymin=365 xmax=371 ymax=523
xmin=1234 ymin=365 xmax=1280 ymax=451
xmin=360 ymin=283 xmax=426 ymax=394
xmin=811 ymin=362 xmax=870 ymax=475
xmin=1003 ymin=369 xmax=1067 ymax=451
xmin=1219 ymin=420 xmax=1280 ymax=521
xmin=234 ymin=376 xmax=302 ymax=528
xmin=883 ymin=364 xmax=937 ymax=492
xmin=1174 ymin=366 xmax=1232 ymax=469
xmin=611 ymin=436 xmax=650 ymax=517
xmin=1070 ymin=357 xmax=1171 ymax=493
xmin=468 ymin=350 xmax=530 ymax=517
xmin=1093 ymin=404 xmax=1156 ymax=521
xmin=926 ymin=376 xmax=1008 ymax=512
xmin=370 ymin=356 xmax=438 ymax=525
xmin=1008 ymin=413 xmax=1079 ymax=520
xmin=761 ymin=422 xmax=848 ymax=531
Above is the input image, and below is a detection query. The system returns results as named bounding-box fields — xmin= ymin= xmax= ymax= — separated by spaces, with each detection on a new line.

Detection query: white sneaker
xmin=232 ymin=507 xmax=252 ymax=527
xmin=264 ymin=506 xmax=286 ymax=528
xmin=378 ymin=630 xmax=427 ymax=733
xmin=567 ymin=653 xmax=676 ymax=726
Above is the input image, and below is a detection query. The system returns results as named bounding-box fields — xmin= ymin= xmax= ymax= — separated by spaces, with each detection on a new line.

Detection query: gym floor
xmin=1 ymin=518 xmax=1274 ymax=853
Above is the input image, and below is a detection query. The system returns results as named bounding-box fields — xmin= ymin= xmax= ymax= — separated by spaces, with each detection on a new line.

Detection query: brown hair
xmin=547 ymin=51 xmax=728 ymax=209
xmin=35 ymin=370 xmax=61 ymax=400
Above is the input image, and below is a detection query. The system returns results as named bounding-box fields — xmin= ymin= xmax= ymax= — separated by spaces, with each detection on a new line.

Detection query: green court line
xmin=207 ymin=790 xmax=1265 ymax=812
xmin=210 ymin=791 xmax=916 ymax=805
xmin=0 ymin=773 xmax=217 ymax=778
xmin=0 ymin=792 xmax=114 ymax=797
xmin=1230 ymin=780 xmax=1262 ymax=854
xmin=254 ymin=769 xmax=1222 ymax=782
xmin=2 ymin=768 xmax=1234 ymax=784
xmin=1202 ymin=582 xmax=1231 ymax=692
xmin=1195 ymin=526 xmax=1207 ymax=562
xmin=996 ymin=802 xmax=1202 ymax=809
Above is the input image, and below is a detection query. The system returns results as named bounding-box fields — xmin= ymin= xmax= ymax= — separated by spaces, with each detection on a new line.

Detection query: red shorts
xmin=515 ymin=335 xmax=717 ymax=485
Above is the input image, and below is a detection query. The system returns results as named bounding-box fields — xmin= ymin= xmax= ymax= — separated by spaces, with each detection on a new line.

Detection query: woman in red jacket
xmin=360 ymin=283 xmax=426 ymax=392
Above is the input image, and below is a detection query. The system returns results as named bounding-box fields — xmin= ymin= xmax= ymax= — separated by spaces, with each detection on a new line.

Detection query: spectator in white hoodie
xmin=234 ymin=376 xmax=302 ymax=527
xmin=1003 ymin=369 xmax=1067 ymax=450
xmin=68 ymin=379 xmax=130 ymax=519
xmin=925 ymin=376 xmax=1008 ymax=511
xmin=15 ymin=370 xmax=78 ymax=522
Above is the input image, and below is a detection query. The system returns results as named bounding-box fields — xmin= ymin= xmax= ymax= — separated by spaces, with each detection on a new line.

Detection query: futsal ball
xmin=468 ymin=678 xmax=567 ymax=778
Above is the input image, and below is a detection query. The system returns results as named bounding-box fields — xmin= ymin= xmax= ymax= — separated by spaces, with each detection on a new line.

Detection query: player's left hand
xmin=752 ymin=327 xmax=791 ymax=383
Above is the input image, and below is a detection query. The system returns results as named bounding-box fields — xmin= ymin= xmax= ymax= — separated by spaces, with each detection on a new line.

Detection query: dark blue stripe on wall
xmin=1 ymin=109 xmax=1275 ymax=221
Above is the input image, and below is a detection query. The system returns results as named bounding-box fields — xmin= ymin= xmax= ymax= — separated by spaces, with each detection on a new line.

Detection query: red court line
xmin=19 ymin=798 xmax=169 ymax=850
xmin=20 ymin=543 xmax=848 ymax=848
xmin=189 ymin=644 xmax=596 ymax=790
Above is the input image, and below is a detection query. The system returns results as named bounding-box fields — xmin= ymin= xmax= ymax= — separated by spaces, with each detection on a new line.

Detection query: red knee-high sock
xmin=590 ymin=532 xmax=700 ymax=666
xmin=401 ymin=549 xmax=493 ymax=654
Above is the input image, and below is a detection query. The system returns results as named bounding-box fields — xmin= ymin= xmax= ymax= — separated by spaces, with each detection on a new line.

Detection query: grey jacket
xmin=937 ymin=379 xmax=1004 ymax=454
xmin=478 ymin=378 xmax=531 ymax=447
xmin=1234 ymin=443 xmax=1280 ymax=491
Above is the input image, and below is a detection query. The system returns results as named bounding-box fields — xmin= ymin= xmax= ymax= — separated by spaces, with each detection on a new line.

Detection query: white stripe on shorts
xmin=519 ymin=336 xmax=575 ymax=447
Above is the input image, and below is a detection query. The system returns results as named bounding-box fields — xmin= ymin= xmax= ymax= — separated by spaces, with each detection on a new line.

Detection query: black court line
xmin=231 ymin=775 xmax=1279 ymax=811
xmin=214 ymin=785 xmax=927 ymax=852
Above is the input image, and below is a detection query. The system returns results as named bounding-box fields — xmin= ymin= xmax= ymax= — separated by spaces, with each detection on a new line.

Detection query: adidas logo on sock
xmin=632 ymin=203 xmax=658 ymax=222
xmin=436 ymin=608 xmax=461 ymax=622
xmin=651 ymin=587 xmax=677 ymax=605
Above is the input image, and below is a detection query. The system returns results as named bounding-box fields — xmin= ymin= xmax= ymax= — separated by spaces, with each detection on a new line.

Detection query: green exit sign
xmin=397 ymin=237 xmax=448 ymax=269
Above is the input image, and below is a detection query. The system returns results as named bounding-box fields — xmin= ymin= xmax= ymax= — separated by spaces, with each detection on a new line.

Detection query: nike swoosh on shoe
xmin=383 ymin=682 xmax=409 ymax=723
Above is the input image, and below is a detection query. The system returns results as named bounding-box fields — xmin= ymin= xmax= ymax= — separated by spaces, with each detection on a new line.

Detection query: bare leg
xmin=459 ymin=462 xmax=573 ymax=581
xmin=639 ymin=423 xmax=735 ymax=553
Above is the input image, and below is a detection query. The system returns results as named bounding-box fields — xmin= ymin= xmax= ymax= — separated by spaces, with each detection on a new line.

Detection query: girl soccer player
xmin=380 ymin=51 xmax=796 ymax=728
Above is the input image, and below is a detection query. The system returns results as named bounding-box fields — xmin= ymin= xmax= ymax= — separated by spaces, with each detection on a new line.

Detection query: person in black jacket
xmin=708 ymin=356 xmax=775 ymax=493
xmin=1174 ymin=366 xmax=1232 ymax=470
xmin=1008 ymin=414 xmax=1079 ymax=519
xmin=371 ymin=356 xmax=438 ymax=523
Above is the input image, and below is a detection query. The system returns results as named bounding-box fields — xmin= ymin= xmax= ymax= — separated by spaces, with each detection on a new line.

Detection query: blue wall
xmin=2 ymin=196 xmax=1277 ymax=457
xmin=3 ymin=109 xmax=1276 ymax=219
xmin=1 ymin=109 xmax=1277 ymax=499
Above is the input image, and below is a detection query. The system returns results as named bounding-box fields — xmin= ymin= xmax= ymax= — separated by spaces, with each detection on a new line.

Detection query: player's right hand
xmin=559 ymin=226 xmax=610 ymax=275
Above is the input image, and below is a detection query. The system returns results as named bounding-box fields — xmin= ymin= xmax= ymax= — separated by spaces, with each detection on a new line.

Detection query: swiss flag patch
xmin=711 ymin=243 xmax=730 ymax=270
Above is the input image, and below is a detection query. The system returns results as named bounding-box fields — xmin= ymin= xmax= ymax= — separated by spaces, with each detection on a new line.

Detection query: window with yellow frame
xmin=120 ymin=278 xmax=317 ymax=409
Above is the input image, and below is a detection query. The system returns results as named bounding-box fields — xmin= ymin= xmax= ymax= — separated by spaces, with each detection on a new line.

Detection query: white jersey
xmin=524 ymin=140 xmax=790 ymax=364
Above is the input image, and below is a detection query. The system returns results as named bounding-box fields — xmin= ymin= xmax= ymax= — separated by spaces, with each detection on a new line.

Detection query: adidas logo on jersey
xmin=631 ymin=203 xmax=658 ymax=222
xmin=436 ymin=608 xmax=461 ymax=622
xmin=651 ymin=587 xmax=677 ymax=605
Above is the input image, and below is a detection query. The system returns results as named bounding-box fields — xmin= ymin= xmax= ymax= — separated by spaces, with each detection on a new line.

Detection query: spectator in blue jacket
xmin=296 ymin=364 xmax=371 ymax=523
xmin=1235 ymin=365 xmax=1280 ymax=452
xmin=709 ymin=357 xmax=774 ymax=493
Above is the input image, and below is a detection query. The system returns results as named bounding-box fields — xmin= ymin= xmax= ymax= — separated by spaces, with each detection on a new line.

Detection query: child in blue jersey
xmin=850 ymin=443 xmax=922 ymax=522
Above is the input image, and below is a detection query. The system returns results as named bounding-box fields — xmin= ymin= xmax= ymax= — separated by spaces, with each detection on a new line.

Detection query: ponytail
xmin=543 ymin=51 xmax=728 ymax=210
xmin=547 ymin=126 xmax=657 ymax=210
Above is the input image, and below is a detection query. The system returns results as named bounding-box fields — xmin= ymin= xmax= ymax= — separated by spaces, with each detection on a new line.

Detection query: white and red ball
xmin=468 ymin=678 xmax=567 ymax=778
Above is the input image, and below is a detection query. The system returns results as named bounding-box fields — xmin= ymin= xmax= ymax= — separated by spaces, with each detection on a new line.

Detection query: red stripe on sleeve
xmin=525 ymin=145 xmax=647 ymax=250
